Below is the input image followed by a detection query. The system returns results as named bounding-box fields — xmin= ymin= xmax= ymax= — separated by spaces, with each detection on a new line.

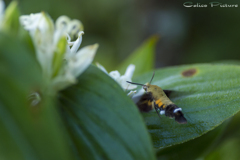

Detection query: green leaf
xmin=59 ymin=65 xmax=156 ymax=160
xmin=205 ymin=138 xmax=240 ymax=160
xmin=204 ymin=112 xmax=240 ymax=160
xmin=133 ymin=64 xmax=240 ymax=148
xmin=157 ymin=120 xmax=227 ymax=160
xmin=117 ymin=35 xmax=159 ymax=76
xmin=0 ymin=34 xmax=73 ymax=160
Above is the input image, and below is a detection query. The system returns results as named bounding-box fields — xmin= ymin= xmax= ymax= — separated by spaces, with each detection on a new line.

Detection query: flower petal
xmin=70 ymin=31 xmax=84 ymax=55
xmin=118 ymin=75 xmax=137 ymax=90
xmin=68 ymin=43 xmax=98 ymax=77
xmin=124 ymin=64 xmax=135 ymax=78
xmin=132 ymin=88 xmax=145 ymax=103
xmin=51 ymin=72 xmax=76 ymax=91
xmin=19 ymin=13 xmax=42 ymax=31
xmin=0 ymin=0 xmax=5 ymax=24
xmin=96 ymin=62 xmax=108 ymax=74
xmin=127 ymin=90 xmax=137 ymax=97
xmin=20 ymin=12 xmax=56 ymax=78
xmin=55 ymin=15 xmax=70 ymax=30
xmin=109 ymin=71 xmax=121 ymax=81
xmin=20 ymin=12 xmax=55 ymax=49
xmin=20 ymin=12 xmax=54 ymax=36
xmin=67 ymin=19 xmax=84 ymax=38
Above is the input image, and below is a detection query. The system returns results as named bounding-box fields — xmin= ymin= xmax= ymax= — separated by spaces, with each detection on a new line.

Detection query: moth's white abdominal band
xmin=173 ymin=108 xmax=182 ymax=113
xmin=160 ymin=110 xmax=165 ymax=115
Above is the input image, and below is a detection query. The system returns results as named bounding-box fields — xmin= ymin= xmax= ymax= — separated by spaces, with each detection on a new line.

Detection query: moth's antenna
xmin=126 ymin=81 xmax=144 ymax=86
xmin=149 ymin=72 xmax=155 ymax=85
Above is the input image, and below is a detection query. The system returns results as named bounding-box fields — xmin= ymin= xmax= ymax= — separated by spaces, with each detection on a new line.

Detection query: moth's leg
xmin=153 ymin=101 xmax=161 ymax=118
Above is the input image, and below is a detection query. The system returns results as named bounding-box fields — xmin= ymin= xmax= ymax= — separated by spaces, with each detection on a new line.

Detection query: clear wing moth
xmin=127 ymin=72 xmax=187 ymax=124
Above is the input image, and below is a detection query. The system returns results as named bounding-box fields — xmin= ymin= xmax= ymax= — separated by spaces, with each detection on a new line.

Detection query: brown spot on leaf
xmin=182 ymin=68 xmax=197 ymax=77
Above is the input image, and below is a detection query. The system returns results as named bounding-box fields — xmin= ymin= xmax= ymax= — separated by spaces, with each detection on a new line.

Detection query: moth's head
xmin=145 ymin=84 xmax=162 ymax=95
xmin=126 ymin=72 xmax=155 ymax=92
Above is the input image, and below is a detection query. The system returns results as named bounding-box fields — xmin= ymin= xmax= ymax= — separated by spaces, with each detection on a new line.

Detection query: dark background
xmin=8 ymin=0 xmax=240 ymax=70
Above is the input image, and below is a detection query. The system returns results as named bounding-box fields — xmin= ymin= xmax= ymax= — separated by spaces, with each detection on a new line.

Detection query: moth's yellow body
xmin=144 ymin=83 xmax=173 ymax=110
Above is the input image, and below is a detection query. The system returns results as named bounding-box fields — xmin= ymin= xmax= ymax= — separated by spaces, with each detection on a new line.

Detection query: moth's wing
xmin=163 ymin=90 xmax=173 ymax=97
xmin=136 ymin=93 xmax=154 ymax=112
xmin=163 ymin=90 xmax=194 ymax=98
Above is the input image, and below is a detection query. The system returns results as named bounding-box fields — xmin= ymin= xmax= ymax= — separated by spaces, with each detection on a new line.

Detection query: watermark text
xmin=183 ymin=2 xmax=238 ymax=8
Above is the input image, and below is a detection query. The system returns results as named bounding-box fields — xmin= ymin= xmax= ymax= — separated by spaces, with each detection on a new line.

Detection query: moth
xmin=127 ymin=73 xmax=187 ymax=124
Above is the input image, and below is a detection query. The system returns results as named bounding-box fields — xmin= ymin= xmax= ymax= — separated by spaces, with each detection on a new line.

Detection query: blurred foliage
xmin=157 ymin=121 xmax=228 ymax=160
xmin=1 ymin=1 xmax=20 ymax=35
xmin=117 ymin=35 xmax=158 ymax=75
xmin=0 ymin=33 xmax=73 ymax=160
xmin=204 ymin=111 xmax=240 ymax=160
xmin=0 ymin=32 xmax=156 ymax=159
xmin=205 ymin=138 xmax=240 ymax=160
xmin=59 ymin=65 xmax=155 ymax=160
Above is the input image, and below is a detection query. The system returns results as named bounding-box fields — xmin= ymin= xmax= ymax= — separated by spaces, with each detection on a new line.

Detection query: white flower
xmin=56 ymin=15 xmax=83 ymax=39
xmin=20 ymin=12 xmax=98 ymax=92
xmin=131 ymin=87 xmax=145 ymax=103
xmin=127 ymin=90 xmax=137 ymax=97
xmin=97 ymin=63 xmax=137 ymax=90
xmin=20 ymin=12 xmax=55 ymax=79
xmin=0 ymin=0 xmax=5 ymax=26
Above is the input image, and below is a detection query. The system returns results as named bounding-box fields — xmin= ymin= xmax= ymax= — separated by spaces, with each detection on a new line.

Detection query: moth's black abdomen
xmin=165 ymin=104 xmax=177 ymax=118
xmin=175 ymin=112 xmax=187 ymax=124
xmin=165 ymin=104 xmax=187 ymax=124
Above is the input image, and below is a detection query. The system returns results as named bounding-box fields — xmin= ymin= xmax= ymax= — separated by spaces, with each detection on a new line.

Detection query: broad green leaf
xmin=157 ymin=120 xmax=228 ymax=160
xmin=217 ymin=111 xmax=240 ymax=140
xmin=59 ymin=65 xmax=156 ymax=160
xmin=205 ymin=138 xmax=240 ymax=160
xmin=203 ymin=112 xmax=240 ymax=160
xmin=0 ymin=34 xmax=73 ymax=160
xmin=133 ymin=64 xmax=240 ymax=148
xmin=117 ymin=35 xmax=158 ymax=76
